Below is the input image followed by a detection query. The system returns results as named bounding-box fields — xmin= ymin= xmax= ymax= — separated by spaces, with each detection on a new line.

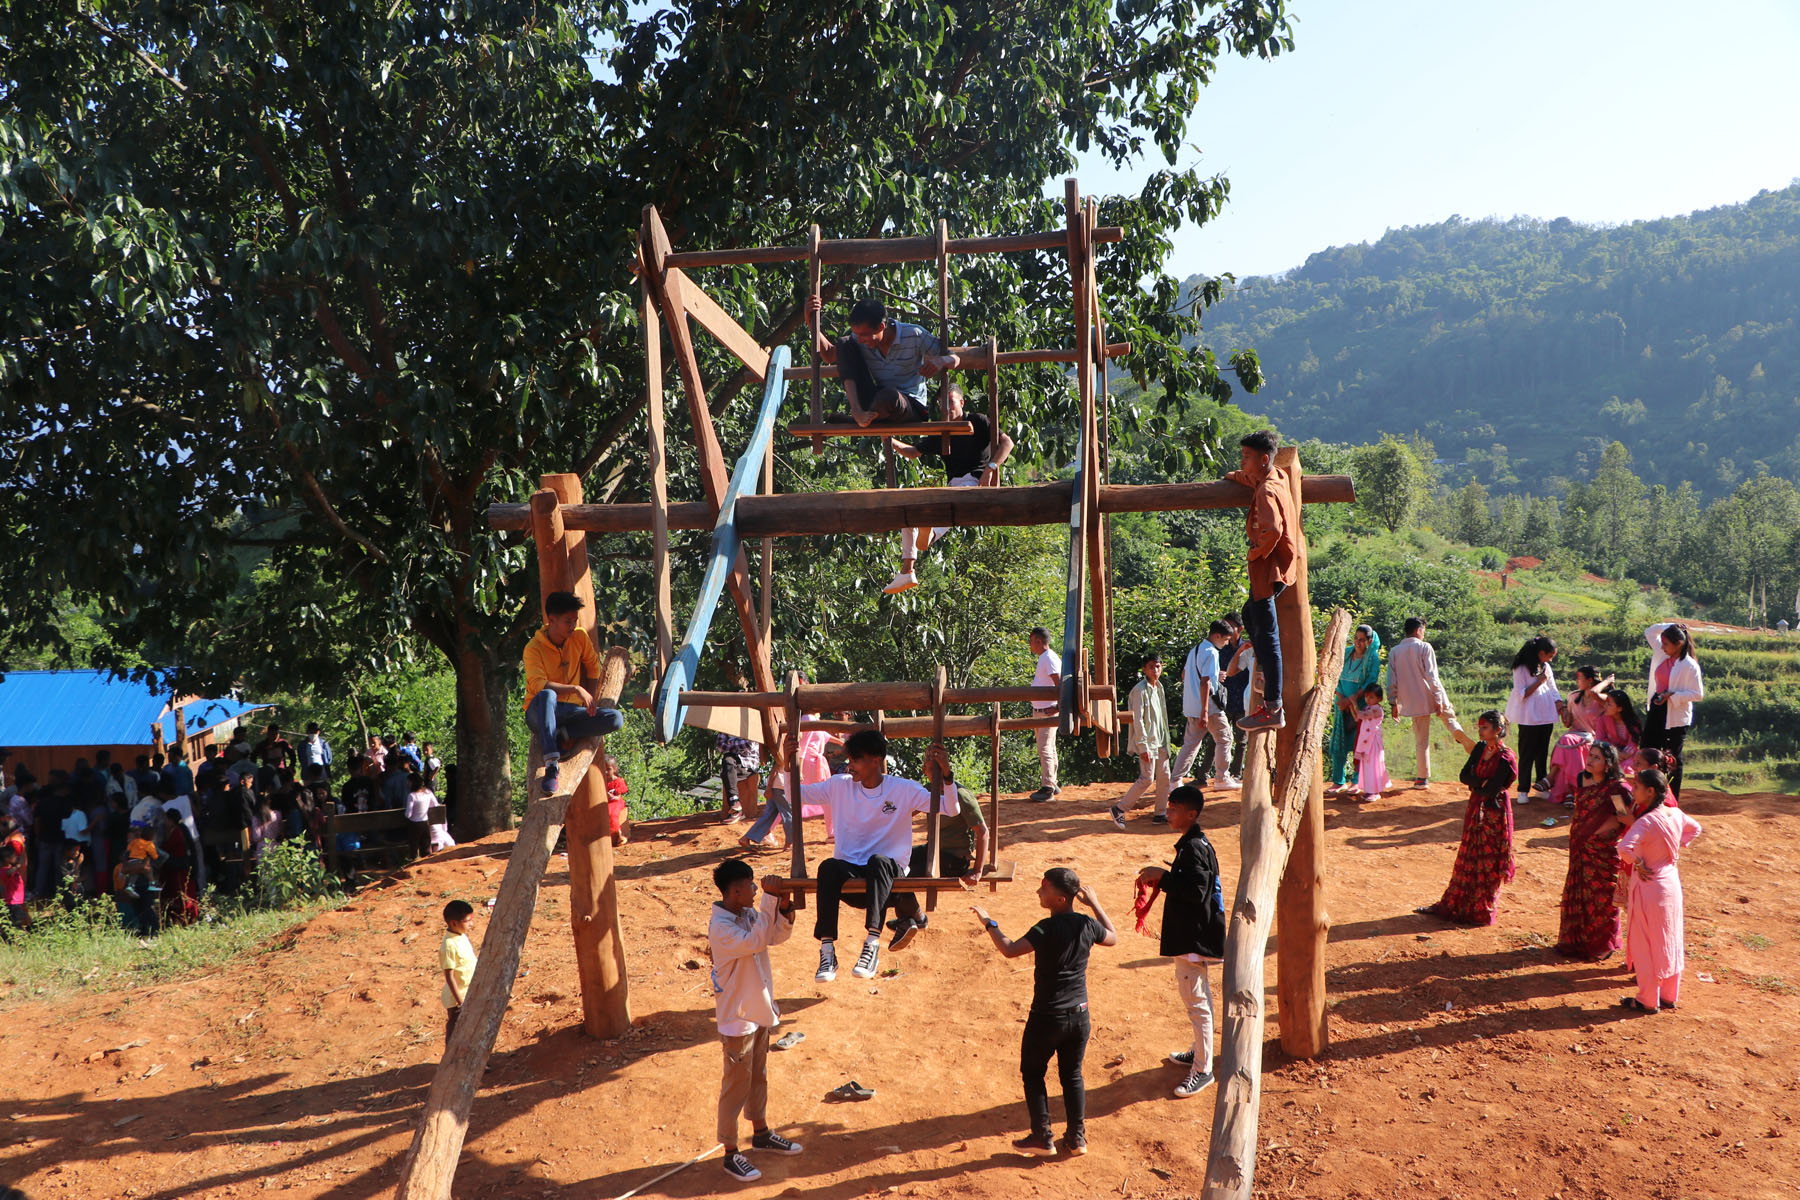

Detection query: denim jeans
xmin=524 ymin=688 xmax=624 ymax=763
xmin=743 ymin=786 xmax=792 ymax=843
xmin=1241 ymin=583 xmax=1286 ymax=709
xmin=1020 ymin=1006 xmax=1090 ymax=1138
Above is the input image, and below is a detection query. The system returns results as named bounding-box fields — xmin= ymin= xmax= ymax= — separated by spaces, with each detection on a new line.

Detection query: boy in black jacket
xmin=1134 ymin=785 xmax=1226 ymax=1098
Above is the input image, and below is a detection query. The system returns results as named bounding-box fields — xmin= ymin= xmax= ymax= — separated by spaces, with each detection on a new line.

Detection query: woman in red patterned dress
xmin=1417 ymin=711 xmax=1518 ymax=926
xmin=1554 ymin=742 xmax=1633 ymax=959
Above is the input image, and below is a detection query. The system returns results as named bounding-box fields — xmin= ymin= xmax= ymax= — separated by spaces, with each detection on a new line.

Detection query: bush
xmin=253 ymin=840 xmax=339 ymax=909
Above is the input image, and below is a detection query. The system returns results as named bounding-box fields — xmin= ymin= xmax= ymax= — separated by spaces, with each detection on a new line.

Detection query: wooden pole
xmin=486 ymin=475 xmax=1359 ymax=538
xmin=986 ymin=333 xmax=1000 ymax=475
xmin=781 ymin=340 xmax=1131 ymax=380
xmin=988 ymin=702 xmax=1002 ymax=865
xmin=807 ymin=223 xmax=824 ymax=453
xmin=1273 ymin=446 xmax=1329 ymax=1060
xmin=786 ymin=672 xmax=807 ymax=888
xmin=658 ymin=225 xmax=1126 ymax=271
xmin=565 ymin=650 xmax=633 ymax=1039
xmin=936 ymin=218 xmax=951 ymax=456
xmin=925 ymin=665 xmax=946 ymax=871
xmin=393 ymin=743 xmax=600 ymax=1200
xmin=642 ymin=266 xmax=673 ymax=682
xmin=760 ymin=441 xmax=774 ymax=661
xmin=1203 ymin=608 xmax=1352 ymax=1200
xmin=542 ymin=474 xmax=597 ymax=636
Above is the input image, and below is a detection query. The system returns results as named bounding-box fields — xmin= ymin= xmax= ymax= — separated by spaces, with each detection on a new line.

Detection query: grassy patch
xmin=0 ymin=895 xmax=330 ymax=1010
xmin=1749 ymin=975 xmax=1798 ymax=996
xmin=1738 ymin=932 xmax=1774 ymax=951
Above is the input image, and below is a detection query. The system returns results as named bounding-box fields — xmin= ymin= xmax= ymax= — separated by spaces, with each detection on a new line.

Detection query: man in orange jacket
xmin=1227 ymin=431 xmax=1297 ymax=732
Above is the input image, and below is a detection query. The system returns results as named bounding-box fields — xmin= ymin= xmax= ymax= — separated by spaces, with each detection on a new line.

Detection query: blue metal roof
xmin=0 ymin=670 xmax=266 ymax=749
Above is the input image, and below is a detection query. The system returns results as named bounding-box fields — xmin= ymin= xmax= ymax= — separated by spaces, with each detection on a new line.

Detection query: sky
xmin=1068 ymin=0 xmax=1800 ymax=280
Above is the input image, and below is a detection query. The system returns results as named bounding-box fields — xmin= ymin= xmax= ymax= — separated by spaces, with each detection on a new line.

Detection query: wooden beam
xmin=988 ymin=703 xmax=1002 ymax=865
xmin=670 ymin=266 xmax=770 ymax=380
xmin=1204 ymin=608 xmax=1351 ymax=1200
xmin=542 ymin=474 xmax=596 ymax=627
xmin=767 ymin=862 xmax=1014 ymax=896
xmin=485 ymin=475 xmax=1358 ymax=537
xmin=661 ymin=226 xmax=1125 ymax=271
xmin=679 ymin=681 xmax=1091 ymax=712
xmin=787 ymin=420 xmax=975 ymax=439
xmin=393 ymin=736 xmax=600 ymax=1200
xmin=642 ymin=270 xmax=673 ymax=681
xmin=781 ymin=341 xmax=1130 ymax=381
xmin=530 ymin=488 xmax=574 ymax=600
xmin=1274 ymin=447 xmax=1329 ymax=1060
xmin=566 ymin=649 xmax=632 ymax=1040
xmin=1058 ymin=178 xmax=1090 ymax=739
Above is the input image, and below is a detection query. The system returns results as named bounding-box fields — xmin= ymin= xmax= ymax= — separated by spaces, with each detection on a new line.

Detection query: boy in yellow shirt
xmin=523 ymin=591 xmax=624 ymax=794
xmin=440 ymin=899 xmax=477 ymax=1045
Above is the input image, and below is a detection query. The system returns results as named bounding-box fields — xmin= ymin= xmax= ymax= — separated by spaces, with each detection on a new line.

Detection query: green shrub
xmin=254 ymin=840 xmax=339 ymax=909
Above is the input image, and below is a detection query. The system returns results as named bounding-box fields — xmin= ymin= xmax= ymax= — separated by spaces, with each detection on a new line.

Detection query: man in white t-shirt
xmin=784 ymin=731 xmax=957 ymax=984
xmin=1028 ymin=626 xmax=1062 ymax=801
xmin=1172 ymin=620 xmax=1239 ymax=790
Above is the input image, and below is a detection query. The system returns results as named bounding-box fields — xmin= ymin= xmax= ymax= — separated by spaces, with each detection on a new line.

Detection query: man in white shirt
xmin=1385 ymin=617 xmax=1464 ymax=786
xmin=298 ymin=723 xmax=333 ymax=782
xmin=1028 ymin=626 xmax=1062 ymax=802
xmin=784 ymin=731 xmax=958 ymax=984
xmin=1172 ymin=620 xmax=1239 ymax=790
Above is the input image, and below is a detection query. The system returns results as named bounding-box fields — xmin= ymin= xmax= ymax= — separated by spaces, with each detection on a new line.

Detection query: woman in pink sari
xmin=1617 ymin=768 xmax=1702 ymax=1013
xmin=1553 ymin=742 xmax=1631 ymax=960
xmin=1589 ymin=689 xmax=1641 ymax=770
xmin=1546 ymin=666 xmax=1607 ymax=805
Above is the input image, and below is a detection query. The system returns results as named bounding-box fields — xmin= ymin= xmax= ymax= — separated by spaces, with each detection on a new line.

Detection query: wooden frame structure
xmin=397 ymin=180 xmax=1359 ymax=1200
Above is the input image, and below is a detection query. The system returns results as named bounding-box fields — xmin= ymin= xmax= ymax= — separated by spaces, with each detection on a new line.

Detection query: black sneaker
xmin=1174 ymin=1069 xmax=1216 ymax=1098
xmin=1011 ymin=1132 xmax=1057 ymax=1157
xmin=722 ymin=1151 xmax=761 ymax=1181
xmin=752 ymin=1130 xmax=803 ymax=1156
xmin=890 ymin=915 xmax=927 ymax=950
xmin=851 ymin=937 xmax=880 ymax=979
xmin=1109 ymin=805 xmax=1127 ymax=830
xmin=1028 ymin=786 xmax=1055 ymax=803
xmin=1150 ymin=813 xmax=1170 ymax=825
xmin=1167 ymin=1049 xmax=1195 ymax=1067
xmin=815 ymin=942 xmax=838 ymax=983
xmin=1062 ymin=1131 xmax=1088 ymax=1157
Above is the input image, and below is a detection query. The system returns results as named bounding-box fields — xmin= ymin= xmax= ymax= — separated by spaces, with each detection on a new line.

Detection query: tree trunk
xmin=454 ymin=638 xmax=518 ymax=838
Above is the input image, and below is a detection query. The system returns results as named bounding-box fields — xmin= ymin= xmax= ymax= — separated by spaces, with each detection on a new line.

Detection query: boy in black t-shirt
xmin=974 ymin=866 xmax=1118 ymax=1158
xmin=884 ymin=383 xmax=1016 ymax=594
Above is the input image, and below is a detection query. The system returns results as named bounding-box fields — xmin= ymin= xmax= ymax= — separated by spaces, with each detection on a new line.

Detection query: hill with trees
xmin=1192 ymin=185 xmax=1800 ymax=498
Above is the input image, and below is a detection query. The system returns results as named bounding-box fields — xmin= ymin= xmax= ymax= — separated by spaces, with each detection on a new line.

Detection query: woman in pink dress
xmin=1349 ymin=684 xmax=1392 ymax=798
xmin=1617 ymin=768 xmax=1702 ymax=1013
xmin=1546 ymin=666 xmax=1607 ymax=805
xmin=1589 ymin=689 xmax=1641 ymax=769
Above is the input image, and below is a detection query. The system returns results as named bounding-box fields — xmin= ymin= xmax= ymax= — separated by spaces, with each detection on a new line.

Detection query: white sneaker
xmin=852 ymin=937 xmax=881 ymax=979
xmin=815 ymin=942 xmax=838 ymax=983
xmin=1212 ymin=773 xmax=1241 ymax=790
xmin=882 ymin=570 xmax=918 ymax=595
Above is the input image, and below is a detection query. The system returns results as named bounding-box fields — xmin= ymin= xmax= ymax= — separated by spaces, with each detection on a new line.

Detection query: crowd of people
xmin=0 ymin=723 xmax=450 ymax=937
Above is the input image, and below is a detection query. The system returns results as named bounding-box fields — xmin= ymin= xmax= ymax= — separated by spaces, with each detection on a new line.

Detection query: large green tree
xmin=0 ymin=0 xmax=1291 ymax=834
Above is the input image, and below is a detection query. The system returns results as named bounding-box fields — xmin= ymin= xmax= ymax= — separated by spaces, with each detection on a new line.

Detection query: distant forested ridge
xmin=1192 ymin=185 xmax=1800 ymax=498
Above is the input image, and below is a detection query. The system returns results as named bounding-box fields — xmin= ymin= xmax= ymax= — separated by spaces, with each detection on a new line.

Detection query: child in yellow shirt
xmin=440 ymin=900 xmax=478 ymax=1046
xmin=522 ymin=591 xmax=624 ymax=794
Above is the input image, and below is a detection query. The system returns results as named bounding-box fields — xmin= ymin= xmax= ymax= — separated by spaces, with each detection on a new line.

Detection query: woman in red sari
xmin=159 ymin=807 xmax=201 ymax=926
xmin=1554 ymin=742 xmax=1632 ymax=959
xmin=1417 ymin=711 xmax=1519 ymax=926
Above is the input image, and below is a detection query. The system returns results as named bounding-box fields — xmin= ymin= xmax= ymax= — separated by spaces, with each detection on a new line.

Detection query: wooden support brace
xmin=670 ymin=266 xmax=770 ymax=380
xmin=787 ymin=420 xmax=976 ymax=439
xmin=781 ymin=341 xmax=1130 ymax=381
xmin=642 ymin=269 xmax=673 ymax=681
xmin=786 ymin=671 xmax=808 ymax=891
xmin=988 ymin=702 xmax=1002 ymax=865
xmin=807 ymin=223 xmax=824 ymax=453
xmin=660 ymin=225 xmax=1125 ymax=271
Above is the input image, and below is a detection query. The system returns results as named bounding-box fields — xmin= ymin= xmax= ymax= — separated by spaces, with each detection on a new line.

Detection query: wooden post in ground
xmin=565 ymin=649 xmax=633 ymax=1038
xmin=642 ymin=264 xmax=673 ymax=682
xmin=988 ymin=702 xmax=1002 ymax=864
xmin=1204 ymin=608 xmax=1352 ymax=1200
xmin=1272 ymin=446 xmax=1329 ymax=1059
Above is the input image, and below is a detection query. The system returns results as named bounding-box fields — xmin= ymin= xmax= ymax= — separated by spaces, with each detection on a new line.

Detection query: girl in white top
xmin=1642 ymin=622 xmax=1705 ymax=797
xmin=1505 ymin=636 xmax=1562 ymax=798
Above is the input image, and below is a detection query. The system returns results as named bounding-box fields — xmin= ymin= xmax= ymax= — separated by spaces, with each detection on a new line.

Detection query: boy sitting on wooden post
xmin=708 ymin=858 xmax=803 ymax=1183
xmin=522 ymin=590 xmax=624 ymax=795
xmin=807 ymin=294 xmax=960 ymax=428
xmin=1133 ymin=785 xmax=1226 ymax=1099
xmin=1228 ymin=430 xmax=1298 ymax=732
xmin=780 ymin=730 xmax=959 ymax=983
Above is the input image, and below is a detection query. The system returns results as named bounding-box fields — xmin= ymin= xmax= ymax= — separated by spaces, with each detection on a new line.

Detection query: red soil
xmin=1505 ymin=556 xmax=1544 ymax=572
xmin=4 ymin=782 xmax=1798 ymax=1200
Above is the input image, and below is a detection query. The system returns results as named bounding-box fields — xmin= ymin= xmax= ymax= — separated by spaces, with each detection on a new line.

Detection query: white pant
xmin=1175 ymin=958 xmax=1215 ymax=1067
xmin=1405 ymin=711 xmax=1465 ymax=780
xmin=1034 ymin=722 xmax=1059 ymax=790
xmin=1171 ymin=712 xmax=1232 ymax=782
xmin=900 ymin=472 xmax=981 ymax=560
xmin=1119 ymin=747 xmax=1170 ymax=814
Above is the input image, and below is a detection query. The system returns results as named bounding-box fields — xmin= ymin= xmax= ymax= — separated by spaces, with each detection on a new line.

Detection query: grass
xmin=1738 ymin=932 xmax=1774 ymax=951
xmin=0 ymin=895 xmax=332 ymax=1010
xmin=1749 ymin=975 xmax=1798 ymax=996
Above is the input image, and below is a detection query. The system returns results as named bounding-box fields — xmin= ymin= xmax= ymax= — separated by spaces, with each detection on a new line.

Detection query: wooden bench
xmin=786 ymin=420 xmax=975 ymax=439
xmin=325 ymin=804 xmax=446 ymax=878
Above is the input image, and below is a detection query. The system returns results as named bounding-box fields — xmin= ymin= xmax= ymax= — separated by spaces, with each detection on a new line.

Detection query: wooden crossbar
xmin=787 ymin=420 xmax=974 ymax=438
xmin=784 ymin=342 xmax=1129 ymax=381
xmin=767 ymin=860 xmax=1015 ymax=898
xmin=661 ymin=227 xmax=1124 ymax=270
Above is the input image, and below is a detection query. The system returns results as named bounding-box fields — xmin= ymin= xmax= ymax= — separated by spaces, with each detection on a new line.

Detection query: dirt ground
xmin=4 ymin=779 xmax=1798 ymax=1200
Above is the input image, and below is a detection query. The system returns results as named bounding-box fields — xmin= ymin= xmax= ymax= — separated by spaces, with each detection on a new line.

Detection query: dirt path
xmin=4 ymin=782 xmax=1797 ymax=1199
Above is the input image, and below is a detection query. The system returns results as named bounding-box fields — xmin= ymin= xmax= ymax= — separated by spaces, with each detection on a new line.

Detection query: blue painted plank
xmin=653 ymin=346 xmax=792 ymax=743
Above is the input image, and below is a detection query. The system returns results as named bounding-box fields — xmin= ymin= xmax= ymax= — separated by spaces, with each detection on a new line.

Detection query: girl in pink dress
xmin=1589 ymin=689 xmax=1641 ymax=769
xmin=1617 ymin=768 xmax=1702 ymax=1013
xmin=1546 ymin=666 xmax=1607 ymax=805
xmin=1350 ymin=684 xmax=1392 ymax=798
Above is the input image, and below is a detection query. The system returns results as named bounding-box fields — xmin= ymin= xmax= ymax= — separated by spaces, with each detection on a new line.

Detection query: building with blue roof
xmin=0 ymin=670 xmax=269 ymax=783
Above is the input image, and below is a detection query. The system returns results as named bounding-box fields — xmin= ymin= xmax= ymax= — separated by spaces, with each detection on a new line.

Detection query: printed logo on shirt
xmin=880 ymin=800 xmax=897 ymax=814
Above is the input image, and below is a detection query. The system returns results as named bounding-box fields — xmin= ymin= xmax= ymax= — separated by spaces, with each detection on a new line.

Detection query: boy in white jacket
xmin=708 ymin=858 xmax=804 ymax=1182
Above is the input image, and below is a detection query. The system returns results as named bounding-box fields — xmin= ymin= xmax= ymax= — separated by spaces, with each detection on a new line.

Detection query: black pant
xmin=1241 ymin=584 xmax=1286 ymax=709
xmin=832 ymin=336 xmax=927 ymax=424
xmin=1516 ymin=723 xmax=1554 ymax=791
xmin=1642 ymin=705 xmax=1690 ymax=797
xmin=891 ymin=847 xmax=970 ymax=923
xmin=813 ymin=855 xmax=900 ymax=940
xmin=1021 ymin=1006 xmax=1090 ymax=1139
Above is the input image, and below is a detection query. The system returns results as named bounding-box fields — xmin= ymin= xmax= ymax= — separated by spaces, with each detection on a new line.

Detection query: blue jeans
xmin=1241 ymin=583 xmax=1286 ymax=709
xmin=743 ymin=786 xmax=792 ymax=843
xmin=525 ymin=688 xmax=624 ymax=763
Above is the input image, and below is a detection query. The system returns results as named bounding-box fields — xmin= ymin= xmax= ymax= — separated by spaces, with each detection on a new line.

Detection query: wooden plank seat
xmin=325 ymin=804 xmax=446 ymax=877
xmin=787 ymin=420 xmax=975 ymax=439
xmin=765 ymin=859 xmax=1016 ymax=912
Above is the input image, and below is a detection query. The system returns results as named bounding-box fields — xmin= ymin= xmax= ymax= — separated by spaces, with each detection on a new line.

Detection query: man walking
xmin=1172 ymin=620 xmax=1240 ymax=790
xmin=1028 ymin=627 xmax=1061 ymax=802
xmin=1111 ymin=654 xmax=1171 ymax=829
xmin=1386 ymin=617 xmax=1463 ymax=785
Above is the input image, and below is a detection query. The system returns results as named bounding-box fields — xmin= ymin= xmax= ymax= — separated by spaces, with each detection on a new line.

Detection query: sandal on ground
xmin=825 ymin=1081 xmax=874 ymax=1102
xmin=1619 ymin=996 xmax=1658 ymax=1013
xmin=773 ymin=1031 xmax=806 ymax=1050
xmin=1658 ymin=999 xmax=1677 ymax=1011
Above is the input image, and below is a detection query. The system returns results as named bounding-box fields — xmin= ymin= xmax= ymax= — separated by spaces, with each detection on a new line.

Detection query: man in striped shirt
xmin=809 ymin=295 xmax=960 ymax=426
